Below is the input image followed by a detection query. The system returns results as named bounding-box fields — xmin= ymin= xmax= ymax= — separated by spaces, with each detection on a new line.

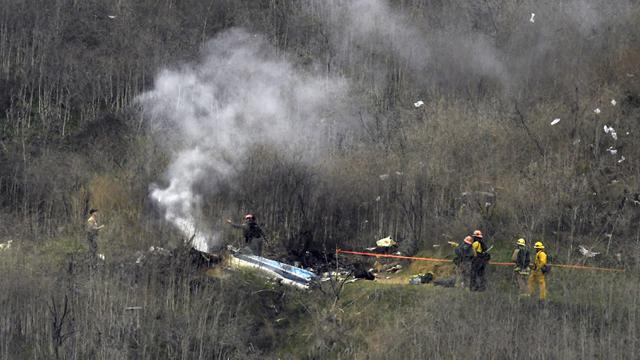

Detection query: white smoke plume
xmin=138 ymin=29 xmax=348 ymax=252
xmin=315 ymin=0 xmax=633 ymax=95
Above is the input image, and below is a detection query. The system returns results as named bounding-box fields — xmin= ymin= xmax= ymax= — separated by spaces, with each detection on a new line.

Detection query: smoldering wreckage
xmin=127 ymin=220 xmax=623 ymax=298
xmin=126 ymin=225 xmax=484 ymax=296
xmin=128 ymin=230 xmax=428 ymax=291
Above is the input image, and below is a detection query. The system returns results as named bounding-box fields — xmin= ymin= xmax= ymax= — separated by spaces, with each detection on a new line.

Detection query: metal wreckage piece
xmin=221 ymin=246 xmax=319 ymax=289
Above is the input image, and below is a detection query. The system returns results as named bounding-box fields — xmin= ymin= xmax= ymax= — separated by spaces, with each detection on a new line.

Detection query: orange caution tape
xmin=336 ymin=249 xmax=625 ymax=273
xmin=336 ymin=249 xmax=453 ymax=264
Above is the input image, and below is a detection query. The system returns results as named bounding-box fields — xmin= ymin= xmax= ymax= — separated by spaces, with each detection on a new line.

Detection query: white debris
xmin=578 ymin=245 xmax=600 ymax=258
xmin=618 ymin=156 xmax=626 ymax=163
xmin=149 ymin=246 xmax=171 ymax=256
xmin=0 ymin=240 xmax=13 ymax=251
xmin=550 ymin=118 xmax=561 ymax=125
xmin=395 ymin=171 xmax=403 ymax=176
xmin=611 ymin=99 xmax=617 ymax=106
xmin=485 ymin=202 xmax=492 ymax=208
xmin=606 ymin=147 xmax=617 ymax=155
xmin=530 ymin=13 xmax=535 ymax=23
xmin=627 ymin=73 xmax=635 ymax=78
xmin=107 ymin=15 xmax=116 ymax=19
xmin=594 ymin=108 xmax=601 ymax=114
xmin=626 ymin=132 xmax=630 ymax=135
xmin=98 ymin=253 xmax=105 ymax=260
xmin=414 ymin=100 xmax=424 ymax=108
xmin=375 ymin=196 xmax=381 ymax=202
xmin=603 ymin=125 xmax=617 ymax=140
xmin=572 ymin=138 xmax=581 ymax=145
xmin=379 ymin=174 xmax=389 ymax=180
xmin=615 ymin=253 xmax=622 ymax=262
xmin=376 ymin=236 xmax=397 ymax=248
xmin=432 ymin=244 xmax=440 ymax=248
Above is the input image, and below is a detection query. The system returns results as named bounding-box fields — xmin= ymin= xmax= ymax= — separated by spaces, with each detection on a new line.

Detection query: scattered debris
xmin=578 ymin=245 xmax=600 ymax=258
xmin=0 ymin=240 xmax=13 ymax=251
xmin=107 ymin=15 xmax=116 ymax=19
xmin=379 ymin=174 xmax=389 ymax=180
xmin=627 ymin=73 xmax=635 ymax=78
xmin=229 ymin=250 xmax=319 ymax=289
xmin=376 ymin=236 xmax=397 ymax=248
xmin=386 ymin=264 xmax=403 ymax=273
xmin=395 ymin=171 xmax=403 ymax=176
xmin=604 ymin=125 xmax=618 ymax=140
xmin=414 ymin=100 xmax=424 ymax=108
xmin=125 ymin=306 xmax=142 ymax=311
xmin=98 ymin=253 xmax=105 ymax=261
xmin=611 ymin=99 xmax=617 ymax=106
xmin=594 ymin=108 xmax=601 ymax=114
xmin=136 ymin=246 xmax=174 ymax=265
xmin=409 ymin=272 xmax=434 ymax=285
xmin=615 ymin=253 xmax=622 ymax=262
xmin=375 ymin=196 xmax=381 ymax=202
xmin=432 ymin=244 xmax=440 ymax=248
xmin=618 ymin=156 xmax=626 ymax=163
xmin=530 ymin=13 xmax=535 ymax=23
xmin=572 ymin=138 xmax=581 ymax=146
xmin=550 ymin=118 xmax=561 ymax=125
xmin=607 ymin=147 xmax=618 ymax=155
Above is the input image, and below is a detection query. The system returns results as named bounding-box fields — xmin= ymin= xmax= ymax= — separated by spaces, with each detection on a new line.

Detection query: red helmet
xmin=244 ymin=214 xmax=255 ymax=220
xmin=473 ymin=230 xmax=483 ymax=239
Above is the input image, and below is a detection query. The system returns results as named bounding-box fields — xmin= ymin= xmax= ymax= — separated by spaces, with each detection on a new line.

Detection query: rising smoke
xmin=138 ymin=29 xmax=348 ymax=252
xmin=138 ymin=1 xmax=633 ymax=252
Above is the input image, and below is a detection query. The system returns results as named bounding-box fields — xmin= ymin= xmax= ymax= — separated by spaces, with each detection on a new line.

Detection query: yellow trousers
xmin=528 ymin=271 xmax=546 ymax=300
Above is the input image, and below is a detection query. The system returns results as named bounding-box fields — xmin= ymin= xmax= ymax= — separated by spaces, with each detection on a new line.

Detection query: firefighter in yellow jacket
xmin=528 ymin=241 xmax=548 ymax=301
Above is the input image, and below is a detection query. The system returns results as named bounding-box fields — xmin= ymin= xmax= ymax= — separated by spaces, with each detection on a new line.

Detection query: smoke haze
xmin=138 ymin=29 xmax=348 ymax=252
xmin=139 ymin=0 xmax=635 ymax=252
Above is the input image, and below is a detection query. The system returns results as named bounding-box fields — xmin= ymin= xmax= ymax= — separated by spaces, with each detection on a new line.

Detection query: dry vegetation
xmin=1 ymin=0 xmax=639 ymax=358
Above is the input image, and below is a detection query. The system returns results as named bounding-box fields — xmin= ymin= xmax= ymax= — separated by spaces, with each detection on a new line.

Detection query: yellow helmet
xmin=534 ymin=241 xmax=545 ymax=249
xmin=516 ymin=238 xmax=526 ymax=246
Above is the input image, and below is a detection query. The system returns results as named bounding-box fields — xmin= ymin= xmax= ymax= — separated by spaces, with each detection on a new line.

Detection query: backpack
xmin=541 ymin=253 xmax=552 ymax=274
xmin=453 ymin=247 xmax=462 ymax=265
xmin=516 ymin=247 xmax=530 ymax=269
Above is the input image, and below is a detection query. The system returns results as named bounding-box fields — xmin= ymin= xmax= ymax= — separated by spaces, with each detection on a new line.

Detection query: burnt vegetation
xmin=1 ymin=0 xmax=639 ymax=359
